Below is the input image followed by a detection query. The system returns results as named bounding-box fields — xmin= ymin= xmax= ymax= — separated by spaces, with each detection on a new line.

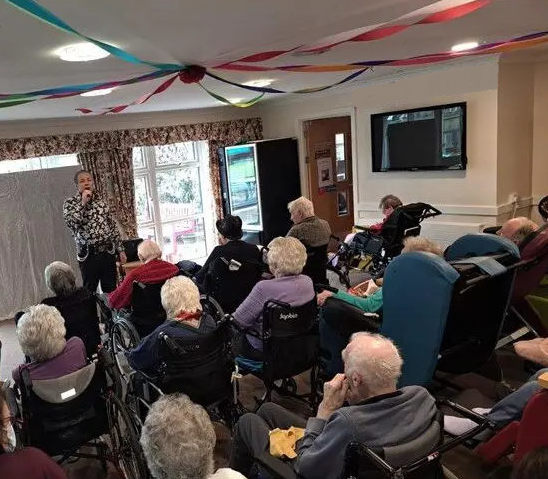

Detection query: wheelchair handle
xmin=315 ymin=283 xmax=338 ymax=293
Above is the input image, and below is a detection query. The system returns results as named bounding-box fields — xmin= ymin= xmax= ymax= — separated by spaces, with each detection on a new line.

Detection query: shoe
xmin=444 ymin=416 xmax=478 ymax=436
xmin=472 ymin=407 xmax=492 ymax=415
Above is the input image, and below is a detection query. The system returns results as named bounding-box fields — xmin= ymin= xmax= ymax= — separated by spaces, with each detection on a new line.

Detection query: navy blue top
xmin=127 ymin=314 xmax=217 ymax=373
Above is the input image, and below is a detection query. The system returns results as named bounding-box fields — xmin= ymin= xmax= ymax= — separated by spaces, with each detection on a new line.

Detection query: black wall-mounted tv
xmin=371 ymin=102 xmax=467 ymax=172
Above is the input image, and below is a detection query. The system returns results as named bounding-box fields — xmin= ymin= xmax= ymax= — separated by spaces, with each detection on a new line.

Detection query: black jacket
xmin=195 ymin=240 xmax=263 ymax=314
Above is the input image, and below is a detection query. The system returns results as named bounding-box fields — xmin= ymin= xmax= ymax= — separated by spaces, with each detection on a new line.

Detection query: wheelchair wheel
xmin=106 ymin=392 xmax=149 ymax=479
xmin=110 ymin=319 xmax=140 ymax=381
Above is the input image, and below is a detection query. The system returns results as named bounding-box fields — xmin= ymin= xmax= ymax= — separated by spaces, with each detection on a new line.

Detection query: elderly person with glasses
xmin=0 ymin=387 xmax=67 ymax=478
xmin=232 ymin=236 xmax=315 ymax=361
xmin=140 ymin=393 xmax=244 ymax=479
xmin=127 ymin=276 xmax=216 ymax=374
xmin=41 ymin=261 xmax=101 ymax=356
xmin=12 ymin=305 xmax=87 ymax=386
xmin=108 ymin=239 xmax=179 ymax=310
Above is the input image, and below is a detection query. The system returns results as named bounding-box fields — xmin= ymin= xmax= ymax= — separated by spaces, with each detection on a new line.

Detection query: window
xmin=133 ymin=141 xmax=216 ymax=264
xmin=335 ymin=133 xmax=347 ymax=182
xmin=0 ymin=154 xmax=78 ymax=175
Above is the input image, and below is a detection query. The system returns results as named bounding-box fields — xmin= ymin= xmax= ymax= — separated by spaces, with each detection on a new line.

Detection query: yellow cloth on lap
xmin=269 ymin=427 xmax=305 ymax=459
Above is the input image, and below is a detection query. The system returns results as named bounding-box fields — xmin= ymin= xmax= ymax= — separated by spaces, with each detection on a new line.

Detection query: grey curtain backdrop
xmin=0 ymin=166 xmax=81 ymax=319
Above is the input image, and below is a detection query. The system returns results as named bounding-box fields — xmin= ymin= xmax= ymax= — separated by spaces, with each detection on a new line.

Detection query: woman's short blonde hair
xmin=17 ymin=304 xmax=66 ymax=361
xmin=161 ymin=276 xmax=202 ymax=318
xmin=402 ymin=236 xmax=444 ymax=257
xmin=138 ymin=240 xmax=162 ymax=262
xmin=140 ymin=394 xmax=216 ymax=479
xmin=267 ymin=236 xmax=307 ymax=277
xmin=287 ymin=196 xmax=314 ymax=219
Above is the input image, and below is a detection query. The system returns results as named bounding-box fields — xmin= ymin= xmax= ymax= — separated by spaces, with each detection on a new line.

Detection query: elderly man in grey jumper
xmin=230 ymin=332 xmax=438 ymax=479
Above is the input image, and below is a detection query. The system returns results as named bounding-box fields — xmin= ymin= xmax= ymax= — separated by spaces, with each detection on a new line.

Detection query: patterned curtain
xmin=78 ymin=148 xmax=137 ymax=238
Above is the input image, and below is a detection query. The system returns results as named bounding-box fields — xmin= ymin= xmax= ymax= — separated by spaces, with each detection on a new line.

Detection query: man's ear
xmin=350 ymin=371 xmax=362 ymax=389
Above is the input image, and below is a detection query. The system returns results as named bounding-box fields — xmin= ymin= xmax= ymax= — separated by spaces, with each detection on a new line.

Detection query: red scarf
xmin=174 ymin=311 xmax=202 ymax=322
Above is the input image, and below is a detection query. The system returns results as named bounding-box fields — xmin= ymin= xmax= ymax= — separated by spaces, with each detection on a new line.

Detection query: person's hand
xmin=317 ymin=290 xmax=334 ymax=306
xmin=81 ymin=189 xmax=92 ymax=205
xmin=317 ymin=373 xmax=349 ymax=420
xmin=119 ymin=251 xmax=127 ymax=264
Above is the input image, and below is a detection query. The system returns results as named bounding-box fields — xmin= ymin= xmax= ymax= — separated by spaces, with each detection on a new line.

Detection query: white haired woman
xmin=232 ymin=236 xmax=315 ymax=360
xmin=127 ymin=276 xmax=216 ymax=373
xmin=287 ymin=196 xmax=331 ymax=248
xmin=0 ymin=387 xmax=67 ymax=478
xmin=41 ymin=261 xmax=101 ymax=356
xmin=140 ymin=393 xmax=244 ymax=479
xmin=12 ymin=305 xmax=87 ymax=386
xmin=108 ymin=239 xmax=178 ymax=310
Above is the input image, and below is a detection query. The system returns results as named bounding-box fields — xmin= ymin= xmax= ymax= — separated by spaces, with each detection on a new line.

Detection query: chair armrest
xmin=255 ymin=451 xmax=298 ymax=479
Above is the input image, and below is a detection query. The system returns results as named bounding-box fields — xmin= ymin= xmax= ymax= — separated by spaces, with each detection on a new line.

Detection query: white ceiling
xmin=0 ymin=0 xmax=547 ymax=121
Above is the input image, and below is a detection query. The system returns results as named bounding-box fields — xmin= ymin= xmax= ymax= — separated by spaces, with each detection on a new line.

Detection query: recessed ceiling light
xmin=81 ymin=88 xmax=113 ymax=97
xmin=451 ymin=41 xmax=479 ymax=53
xmin=56 ymin=42 xmax=110 ymax=62
xmin=242 ymin=79 xmax=274 ymax=88
xmin=229 ymin=98 xmax=243 ymax=103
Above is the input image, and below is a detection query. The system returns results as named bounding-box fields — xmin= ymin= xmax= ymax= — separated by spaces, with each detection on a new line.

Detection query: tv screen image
xmin=371 ymin=102 xmax=466 ymax=172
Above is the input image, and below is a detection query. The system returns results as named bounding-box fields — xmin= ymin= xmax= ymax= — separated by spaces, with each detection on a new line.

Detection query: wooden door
xmin=304 ymin=116 xmax=353 ymax=239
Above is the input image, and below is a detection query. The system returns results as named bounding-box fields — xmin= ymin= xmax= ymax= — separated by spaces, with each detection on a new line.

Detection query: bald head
xmin=498 ymin=217 xmax=538 ymax=245
xmin=342 ymin=332 xmax=402 ymax=404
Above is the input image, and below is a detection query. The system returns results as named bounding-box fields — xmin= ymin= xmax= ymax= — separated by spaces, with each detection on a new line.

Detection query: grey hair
xmin=140 ymin=394 xmax=216 ymax=479
xmin=267 ymin=236 xmax=307 ymax=277
xmin=44 ymin=261 xmax=77 ymax=297
xmin=343 ymin=332 xmax=403 ymax=397
xmin=512 ymin=218 xmax=538 ymax=245
xmin=402 ymin=236 xmax=443 ymax=257
xmin=17 ymin=305 xmax=66 ymax=362
xmin=138 ymin=240 xmax=162 ymax=262
xmin=161 ymin=276 xmax=202 ymax=318
xmin=379 ymin=194 xmax=402 ymax=211
xmin=287 ymin=196 xmax=314 ymax=219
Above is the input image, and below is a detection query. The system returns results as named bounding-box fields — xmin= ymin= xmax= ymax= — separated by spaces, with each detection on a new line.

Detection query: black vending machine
xmin=218 ymin=138 xmax=301 ymax=245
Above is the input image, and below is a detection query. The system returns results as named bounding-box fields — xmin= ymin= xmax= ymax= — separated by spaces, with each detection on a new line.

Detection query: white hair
xmin=402 ymin=236 xmax=443 ymax=257
xmin=138 ymin=240 xmax=162 ymax=262
xmin=161 ymin=276 xmax=202 ymax=318
xmin=140 ymin=394 xmax=216 ymax=479
xmin=44 ymin=261 xmax=77 ymax=297
xmin=267 ymin=236 xmax=307 ymax=277
xmin=288 ymin=196 xmax=314 ymax=219
xmin=343 ymin=332 xmax=403 ymax=397
xmin=17 ymin=305 xmax=66 ymax=361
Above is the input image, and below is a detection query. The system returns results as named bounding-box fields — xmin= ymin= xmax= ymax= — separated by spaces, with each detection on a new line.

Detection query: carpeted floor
xmin=0 ymin=317 xmax=532 ymax=479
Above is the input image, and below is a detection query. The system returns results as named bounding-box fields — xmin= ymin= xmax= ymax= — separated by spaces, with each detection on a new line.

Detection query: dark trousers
xmin=79 ymin=252 xmax=117 ymax=293
xmin=230 ymin=402 xmax=307 ymax=477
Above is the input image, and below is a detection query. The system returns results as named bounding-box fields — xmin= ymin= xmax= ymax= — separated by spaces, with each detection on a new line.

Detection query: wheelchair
xmin=253 ymin=400 xmax=493 ymax=479
xmin=233 ymin=298 xmax=321 ymax=411
xmin=13 ymin=349 xmax=148 ymax=478
xmin=329 ymin=202 xmax=441 ymax=287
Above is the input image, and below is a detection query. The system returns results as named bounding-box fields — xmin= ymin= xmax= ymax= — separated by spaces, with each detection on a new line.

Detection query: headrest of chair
xmin=445 ymin=233 xmax=519 ymax=261
xmin=538 ymin=372 xmax=548 ymax=389
xmin=520 ymin=229 xmax=548 ymax=261
xmin=30 ymin=363 xmax=96 ymax=404
xmin=382 ymin=418 xmax=441 ymax=467
xmin=451 ymin=256 xmax=508 ymax=277
xmin=385 ymin=252 xmax=459 ymax=284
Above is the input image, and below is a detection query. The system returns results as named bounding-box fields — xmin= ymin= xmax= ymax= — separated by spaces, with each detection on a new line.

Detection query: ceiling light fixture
xmin=229 ymin=98 xmax=243 ymax=103
xmin=242 ymin=79 xmax=274 ymax=88
xmin=56 ymin=42 xmax=110 ymax=62
xmin=81 ymin=88 xmax=113 ymax=97
xmin=451 ymin=41 xmax=479 ymax=52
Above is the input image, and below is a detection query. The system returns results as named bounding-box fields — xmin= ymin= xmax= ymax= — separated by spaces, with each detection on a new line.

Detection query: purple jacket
xmin=233 ymin=274 xmax=315 ymax=350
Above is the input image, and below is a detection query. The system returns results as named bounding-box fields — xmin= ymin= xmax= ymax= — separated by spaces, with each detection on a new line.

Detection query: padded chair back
xmin=343 ymin=414 xmax=443 ymax=479
xmin=319 ymin=297 xmax=381 ymax=377
xmin=303 ymin=244 xmax=329 ymax=284
xmin=263 ymin=298 xmax=319 ymax=382
xmin=513 ymin=229 xmax=548 ymax=302
xmin=205 ymin=255 xmax=262 ymax=314
xmin=381 ymin=252 xmax=459 ymax=387
xmin=130 ymin=281 xmax=167 ymax=337
xmin=122 ymin=238 xmax=143 ymax=262
xmin=20 ymin=363 xmax=107 ymax=455
xmin=440 ymin=234 xmax=520 ymax=374
xmin=158 ymin=318 xmax=233 ymax=406
xmin=514 ymin=388 xmax=548 ymax=463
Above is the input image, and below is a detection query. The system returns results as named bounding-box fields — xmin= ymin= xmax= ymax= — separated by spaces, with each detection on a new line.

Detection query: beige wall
xmin=258 ymin=59 xmax=500 ymax=237
xmin=496 ymin=62 xmax=535 ymax=208
xmin=532 ymin=61 xmax=548 ymax=224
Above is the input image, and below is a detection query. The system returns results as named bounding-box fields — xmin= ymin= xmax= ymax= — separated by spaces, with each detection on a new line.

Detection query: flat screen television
xmin=371 ymin=102 xmax=467 ymax=172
